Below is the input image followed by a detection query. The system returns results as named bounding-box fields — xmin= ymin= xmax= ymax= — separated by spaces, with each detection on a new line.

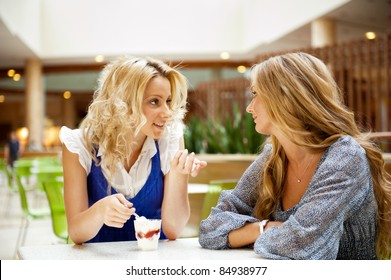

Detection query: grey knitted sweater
xmin=199 ymin=136 xmax=378 ymax=259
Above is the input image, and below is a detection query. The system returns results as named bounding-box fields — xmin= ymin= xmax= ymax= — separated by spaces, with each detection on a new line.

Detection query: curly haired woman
xmin=60 ymin=57 xmax=206 ymax=244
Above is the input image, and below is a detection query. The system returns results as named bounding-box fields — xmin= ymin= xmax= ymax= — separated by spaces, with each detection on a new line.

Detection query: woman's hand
xmin=99 ymin=194 xmax=136 ymax=228
xmin=170 ymin=149 xmax=207 ymax=177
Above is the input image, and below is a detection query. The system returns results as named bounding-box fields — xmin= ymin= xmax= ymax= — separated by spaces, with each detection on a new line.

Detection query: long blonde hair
xmin=80 ymin=56 xmax=188 ymax=180
xmin=251 ymin=52 xmax=391 ymax=259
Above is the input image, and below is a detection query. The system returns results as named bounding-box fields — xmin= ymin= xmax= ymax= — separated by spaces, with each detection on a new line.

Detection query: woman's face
xmin=140 ymin=76 xmax=173 ymax=139
xmin=246 ymin=87 xmax=273 ymax=135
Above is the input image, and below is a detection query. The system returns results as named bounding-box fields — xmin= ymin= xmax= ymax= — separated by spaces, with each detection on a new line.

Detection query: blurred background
xmin=0 ymin=0 xmax=390 ymax=154
xmin=0 ymin=0 xmax=391 ymax=260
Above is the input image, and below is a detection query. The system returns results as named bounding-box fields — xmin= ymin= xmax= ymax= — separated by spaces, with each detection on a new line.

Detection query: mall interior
xmin=0 ymin=0 xmax=390 ymax=260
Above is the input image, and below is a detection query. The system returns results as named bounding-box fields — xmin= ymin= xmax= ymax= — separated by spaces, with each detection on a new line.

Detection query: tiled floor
xmin=0 ymin=174 xmax=65 ymax=260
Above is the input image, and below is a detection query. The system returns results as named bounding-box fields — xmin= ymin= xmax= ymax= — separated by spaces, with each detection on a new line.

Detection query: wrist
xmin=259 ymin=219 xmax=269 ymax=234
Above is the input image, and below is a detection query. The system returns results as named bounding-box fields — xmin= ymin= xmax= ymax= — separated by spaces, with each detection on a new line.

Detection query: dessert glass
xmin=134 ymin=217 xmax=161 ymax=250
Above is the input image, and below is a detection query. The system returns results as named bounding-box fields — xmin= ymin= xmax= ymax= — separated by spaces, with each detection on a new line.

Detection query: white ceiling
xmin=252 ymin=0 xmax=391 ymax=54
xmin=0 ymin=0 xmax=390 ymax=68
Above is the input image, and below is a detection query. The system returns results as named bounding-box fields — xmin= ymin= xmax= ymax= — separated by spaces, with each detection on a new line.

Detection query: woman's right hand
xmin=99 ymin=194 xmax=136 ymax=228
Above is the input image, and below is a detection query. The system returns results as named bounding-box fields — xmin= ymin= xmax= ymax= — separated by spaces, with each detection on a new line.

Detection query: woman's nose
xmin=161 ymin=103 xmax=172 ymax=118
xmin=246 ymin=100 xmax=253 ymax=113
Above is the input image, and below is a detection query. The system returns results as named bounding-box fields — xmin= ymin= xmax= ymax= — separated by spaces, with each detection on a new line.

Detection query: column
xmin=311 ymin=18 xmax=336 ymax=48
xmin=63 ymin=97 xmax=76 ymax=128
xmin=25 ymin=59 xmax=44 ymax=151
xmin=208 ymin=69 xmax=222 ymax=120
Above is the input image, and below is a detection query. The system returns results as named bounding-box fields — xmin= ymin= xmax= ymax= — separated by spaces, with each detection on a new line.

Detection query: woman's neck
xmin=124 ymin=133 xmax=147 ymax=172
xmin=274 ymin=131 xmax=322 ymax=170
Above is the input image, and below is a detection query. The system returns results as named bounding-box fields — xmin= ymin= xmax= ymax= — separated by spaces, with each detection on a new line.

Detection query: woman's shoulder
xmin=324 ymin=135 xmax=368 ymax=170
xmin=59 ymin=126 xmax=87 ymax=152
xmin=59 ymin=126 xmax=92 ymax=173
xmin=256 ymin=143 xmax=273 ymax=160
xmin=243 ymin=143 xmax=273 ymax=174
xmin=329 ymin=135 xmax=365 ymax=156
xmin=59 ymin=126 xmax=83 ymax=142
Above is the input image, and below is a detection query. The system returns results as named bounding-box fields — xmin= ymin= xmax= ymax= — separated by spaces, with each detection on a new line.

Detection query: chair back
xmin=5 ymin=166 xmax=17 ymax=192
xmin=15 ymin=175 xmax=30 ymax=216
xmin=43 ymin=180 xmax=68 ymax=241
xmin=14 ymin=159 xmax=34 ymax=177
xmin=0 ymin=158 xmax=5 ymax=172
xmin=31 ymin=165 xmax=63 ymax=192
xmin=32 ymin=156 xmax=62 ymax=167
xmin=13 ymin=174 xmax=50 ymax=258
xmin=200 ymin=179 xmax=238 ymax=222
xmin=200 ymin=185 xmax=223 ymax=222
xmin=209 ymin=179 xmax=238 ymax=190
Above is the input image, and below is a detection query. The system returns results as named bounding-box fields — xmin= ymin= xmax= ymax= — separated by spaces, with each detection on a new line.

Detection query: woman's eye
xmin=150 ymin=99 xmax=159 ymax=105
xmin=251 ymin=90 xmax=257 ymax=97
xmin=166 ymin=99 xmax=172 ymax=105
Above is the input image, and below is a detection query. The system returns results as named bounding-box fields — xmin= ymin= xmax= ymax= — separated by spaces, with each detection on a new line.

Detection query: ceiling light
xmin=18 ymin=127 xmax=29 ymax=140
xmin=7 ymin=69 xmax=15 ymax=77
xmin=220 ymin=52 xmax=230 ymax=60
xmin=365 ymin=32 xmax=376 ymax=40
xmin=237 ymin=65 xmax=247 ymax=73
xmin=63 ymin=91 xmax=72 ymax=99
xmin=13 ymin=73 xmax=21 ymax=81
xmin=95 ymin=55 xmax=105 ymax=63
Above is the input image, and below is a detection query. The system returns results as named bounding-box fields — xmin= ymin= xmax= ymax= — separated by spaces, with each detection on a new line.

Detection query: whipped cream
xmin=134 ymin=217 xmax=161 ymax=250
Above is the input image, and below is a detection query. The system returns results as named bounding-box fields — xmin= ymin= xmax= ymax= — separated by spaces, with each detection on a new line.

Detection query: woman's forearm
xmin=161 ymin=172 xmax=190 ymax=239
xmin=228 ymin=222 xmax=260 ymax=248
xmin=67 ymin=201 xmax=105 ymax=244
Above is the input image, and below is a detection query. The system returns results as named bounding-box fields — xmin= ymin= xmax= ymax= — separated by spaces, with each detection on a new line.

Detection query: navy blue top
xmin=7 ymin=139 xmax=19 ymax=167
xmin=86 ymin=142 xmax=167 ymax=243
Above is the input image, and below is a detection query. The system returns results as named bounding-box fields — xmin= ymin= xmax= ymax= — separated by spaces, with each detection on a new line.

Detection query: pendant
xmin=297 ymin=179 xmax=301 ymax=183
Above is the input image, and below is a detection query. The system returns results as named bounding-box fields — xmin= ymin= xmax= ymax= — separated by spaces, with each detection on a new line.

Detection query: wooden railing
xmin=189 ymin=34 xmax=391 ymax=135
xmin=256 ymin=34 xmax=391 ymax=133
xmin=188 ymin=77 xmax=250 ymax=121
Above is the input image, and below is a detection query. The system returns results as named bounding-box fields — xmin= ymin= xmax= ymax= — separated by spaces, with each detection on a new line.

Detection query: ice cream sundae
xmin=134 ymin=216 xmax=161 ymax=250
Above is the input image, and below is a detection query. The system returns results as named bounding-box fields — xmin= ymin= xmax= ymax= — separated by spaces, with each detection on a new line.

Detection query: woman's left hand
xmin=171 ymin=149 xmax=207 ymax=177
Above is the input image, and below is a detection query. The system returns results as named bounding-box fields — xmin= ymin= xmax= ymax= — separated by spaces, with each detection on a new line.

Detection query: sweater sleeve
xmin=254 ymin=138 xmax=373 ymax=259
xmin=198 ymin=145 xmax=272 ymax=249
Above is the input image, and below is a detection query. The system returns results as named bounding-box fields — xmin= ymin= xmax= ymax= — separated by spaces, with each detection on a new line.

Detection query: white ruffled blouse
xmin=59 ymin=122 xmax=183 ymax=199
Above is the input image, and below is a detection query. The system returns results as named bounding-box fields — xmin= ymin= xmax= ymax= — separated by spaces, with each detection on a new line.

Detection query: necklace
xmin=294 ymin=154 xmax=314 ymax=183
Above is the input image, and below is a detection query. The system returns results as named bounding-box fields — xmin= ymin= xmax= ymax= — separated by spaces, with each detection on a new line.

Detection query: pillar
xmin=311 ymin=18 xmax=336 ymax=48
xmin=25 ymin=59 xmax=44 ymax=151
xmin=63 ymin=97 xmax=76 ymax=128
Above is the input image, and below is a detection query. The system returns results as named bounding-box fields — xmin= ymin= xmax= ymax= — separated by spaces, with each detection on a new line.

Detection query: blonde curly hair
xmin=79 ymin=56 xmax=188 ymax=182
xmin=251 ymin=52 xmax=391 ymax=259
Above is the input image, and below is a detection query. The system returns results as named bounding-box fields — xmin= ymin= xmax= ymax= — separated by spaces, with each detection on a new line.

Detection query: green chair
xmin=200 ymin=179 xmax=238 ymax=222
xmin=43 ymin=180 xmax=68 ymax=241
xmin=14 ymin=159 xmax=46 ymax=209
xmin=14 ymin=159 xmax=37 ymax=192
xmin=32 ymin=165 xmax=63 ymax=193
xmin=0 ymin=158 xmax=5 ymax=178
xmin=3 ymin=166 xmax=18 ymax=217
xmin=200 ymin=185 xmax=223 ymax=222
xmin=209 ymin=179 xmax=238 ymax=190
xmin=14 ymin=174 xmax=50 ymax=257
xmin=4 ymin=165 xmax=17 ymax=193
xmin=32 ymin=156 xmax=62 ymax=167
xmin=14 ymin=159 xmax=34 ymax=178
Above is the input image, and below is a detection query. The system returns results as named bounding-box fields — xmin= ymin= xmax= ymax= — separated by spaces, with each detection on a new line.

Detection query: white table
xmin=17 ymin=238 xmax=262 ymax=260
